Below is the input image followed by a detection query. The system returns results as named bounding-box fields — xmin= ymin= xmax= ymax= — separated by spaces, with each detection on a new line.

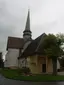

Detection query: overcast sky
xmin=0 ymin=0 xmax=64 ymax=58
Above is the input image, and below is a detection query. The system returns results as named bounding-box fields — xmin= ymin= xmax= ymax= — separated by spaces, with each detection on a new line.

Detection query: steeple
xmin=23 ymin=10 xmax=32 ymax=42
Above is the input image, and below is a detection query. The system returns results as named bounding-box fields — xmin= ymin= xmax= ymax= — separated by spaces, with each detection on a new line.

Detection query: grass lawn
xmin=0 ymin=68 xmax=64 ymax=81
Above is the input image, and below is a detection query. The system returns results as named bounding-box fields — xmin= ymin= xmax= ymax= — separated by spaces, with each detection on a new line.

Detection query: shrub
xmin=21 ymin=67 xmax=31 ymax=74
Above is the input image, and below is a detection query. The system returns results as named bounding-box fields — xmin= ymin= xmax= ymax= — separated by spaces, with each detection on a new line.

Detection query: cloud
xmin=0 ymin=0 xmax=64 ymax=58
xmin=0 ymin=0 xmax=26 ymax=53
xmin=31 ymin=21 xmax=57 ymax=38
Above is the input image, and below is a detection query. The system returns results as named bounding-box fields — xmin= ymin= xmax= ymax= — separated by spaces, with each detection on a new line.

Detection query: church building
xmin=5 ymin=10 xmax=54 ymax=74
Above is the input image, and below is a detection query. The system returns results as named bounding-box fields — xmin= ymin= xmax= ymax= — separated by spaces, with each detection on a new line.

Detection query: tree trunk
xmin=52 ymin=57 xmax=57 ymax=75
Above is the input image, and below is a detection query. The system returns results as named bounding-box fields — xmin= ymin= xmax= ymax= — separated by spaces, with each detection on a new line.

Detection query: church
xmin=4 ymin=10 xmax=54 ymax=74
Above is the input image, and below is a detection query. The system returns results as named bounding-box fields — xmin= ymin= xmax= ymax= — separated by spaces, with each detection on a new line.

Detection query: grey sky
xmin=0 ymin=0 xmax=64 ymax=58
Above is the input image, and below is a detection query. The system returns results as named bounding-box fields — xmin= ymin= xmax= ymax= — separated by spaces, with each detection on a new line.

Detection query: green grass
xmin=0 ymin=68 xmax=20 ymax=78
xmin=0 ymin=68 xmax=64 ymax=81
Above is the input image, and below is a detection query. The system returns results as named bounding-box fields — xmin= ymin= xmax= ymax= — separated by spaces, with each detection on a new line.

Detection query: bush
xmin=21 ymin=67 xmax=31 ymax=75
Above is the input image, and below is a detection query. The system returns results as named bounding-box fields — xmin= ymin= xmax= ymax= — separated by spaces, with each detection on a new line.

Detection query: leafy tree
xmin=39 ymin=34 xmax=63 ymax=75
xmin=56 ymin=33 xmax=64 ymax=68
xmin=56 ymin=33 xmax=64 ymax=50
xmin=56 ymin=33 xmax=64 ymax=43
xmin=0 ymin=52 xmax=4 ymax=68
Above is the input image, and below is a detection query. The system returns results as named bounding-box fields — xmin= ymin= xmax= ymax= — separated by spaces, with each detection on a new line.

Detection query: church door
xmin=42 ymin=64 xmax=46 ymax=73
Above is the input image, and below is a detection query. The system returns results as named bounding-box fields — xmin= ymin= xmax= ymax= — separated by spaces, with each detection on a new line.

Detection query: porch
xmin=27 ymin=55 xmax=53 ymax=74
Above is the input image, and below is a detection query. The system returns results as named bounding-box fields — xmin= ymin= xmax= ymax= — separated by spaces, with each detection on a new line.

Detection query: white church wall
xmin=4 ymin=52 xmax=9 ymax=67
xmin=18 ymin=58 xmax=25 ymax=68
xmin=18 ymin=58 xmax=28 ymax=68
xmin=4 ymin=49 xmax=19 ymax=68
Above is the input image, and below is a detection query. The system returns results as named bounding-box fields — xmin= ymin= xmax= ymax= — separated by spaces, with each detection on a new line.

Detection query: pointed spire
xmin=25 ymin=9 xmax=30 ymax=31
xmin=23 ymin=9 xmax=32 ymax=42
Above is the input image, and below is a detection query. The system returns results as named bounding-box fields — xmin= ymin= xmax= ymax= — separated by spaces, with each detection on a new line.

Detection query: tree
xmin=56 ymin=33 xmax=64 ymax=50
xmin=0 ymin=52 xmax=4 ymax=68
xmin=39 ymin=34 xmax=63 ymax=75
xmin=56 ymin=33 xmax=64 ymax=43
xmin=56 ymin=33 xmax=64 ymax=68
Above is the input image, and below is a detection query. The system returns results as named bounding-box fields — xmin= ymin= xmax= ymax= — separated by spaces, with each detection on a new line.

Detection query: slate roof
xmin=6 ymin=37 xmax=24 ymax=50
xmin=18 ymin=33 xmax=46 ymax=59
